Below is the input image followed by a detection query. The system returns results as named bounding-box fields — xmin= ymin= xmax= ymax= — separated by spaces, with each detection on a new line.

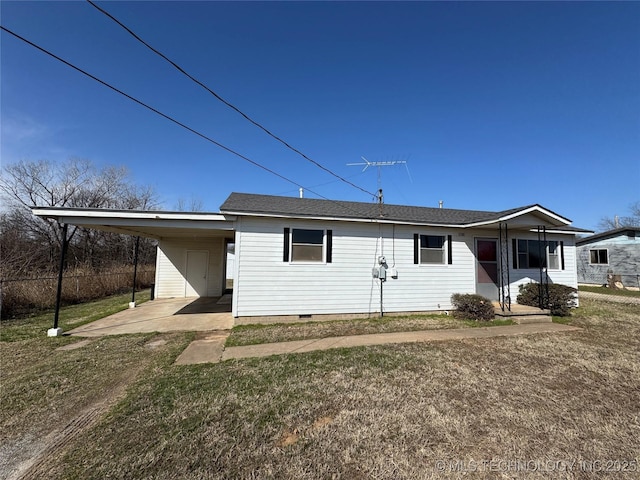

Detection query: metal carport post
xmin=48 ymin=222 xmax=69 ymax=337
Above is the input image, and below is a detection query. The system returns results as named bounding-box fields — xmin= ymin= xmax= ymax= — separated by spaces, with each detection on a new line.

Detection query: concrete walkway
xmin=174 ymin=322 xmax=581 ymax=365
xmin=174 ymin=332 xmax=229 ymax=365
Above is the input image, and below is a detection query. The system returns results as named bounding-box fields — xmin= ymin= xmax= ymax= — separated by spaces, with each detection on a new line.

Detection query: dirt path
xmin=9 ymin=367 xmax=143 ymax=480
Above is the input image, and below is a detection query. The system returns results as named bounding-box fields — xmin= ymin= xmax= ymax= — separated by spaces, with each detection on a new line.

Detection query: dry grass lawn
xmin=226 ymin=314 xmax=513 ymax=347
xmin=1 ymin=297 xmax=638 ymax=479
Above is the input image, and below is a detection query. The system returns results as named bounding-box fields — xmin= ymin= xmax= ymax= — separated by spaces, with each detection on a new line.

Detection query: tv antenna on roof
xmin=347 ymin=156 xmax=412 ymax=202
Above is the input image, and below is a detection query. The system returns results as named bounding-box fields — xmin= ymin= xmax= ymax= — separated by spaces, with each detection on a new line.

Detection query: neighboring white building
xmin=33 ymin=192 xmax=590 ymax=321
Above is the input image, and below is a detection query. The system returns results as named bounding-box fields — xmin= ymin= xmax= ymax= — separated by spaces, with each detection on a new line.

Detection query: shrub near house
xmin=451 ymin=293 xmax=495 ymax=321
xmin=517 ymin=283 xmax=577 ymax=316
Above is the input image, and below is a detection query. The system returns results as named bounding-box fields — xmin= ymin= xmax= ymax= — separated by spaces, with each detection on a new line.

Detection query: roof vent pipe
xmin=615 ymin=215 xmax=620 ymax=228
xmin=439 ymin=200 xmax=443 ymax=209
xmin=299 ymin=188 xmax=304 ymax=199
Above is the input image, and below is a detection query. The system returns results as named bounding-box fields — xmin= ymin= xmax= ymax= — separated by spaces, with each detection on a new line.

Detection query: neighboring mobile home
xmin=576 ymin=227 xmax=640 ymax=289
xmin=33 ymin=192 xmax=590 ymax=321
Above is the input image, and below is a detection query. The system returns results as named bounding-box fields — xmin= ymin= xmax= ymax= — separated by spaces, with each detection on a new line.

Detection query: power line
xmin=275 ymin=171 xmax=366 ymax=196
xmin=0 ymin=25 xmax=376 ymax=220
xmin=86 ymin=0 xmax=376 ymax=199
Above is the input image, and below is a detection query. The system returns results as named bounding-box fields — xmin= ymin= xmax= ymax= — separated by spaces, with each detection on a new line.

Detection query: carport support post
xmin=129 ymin=236 xmax=140 ymax=308
xmin=48 ymin=223 xmax=68 ymax=337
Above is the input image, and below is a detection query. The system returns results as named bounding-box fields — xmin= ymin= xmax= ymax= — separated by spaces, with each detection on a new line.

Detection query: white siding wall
xmin=155 ymin=237 xmax=225 ymax=298
xmin=233 ymin=218 xmax=580 ymax=317
xmin=234 ymin=218 xmax=478 ymax=317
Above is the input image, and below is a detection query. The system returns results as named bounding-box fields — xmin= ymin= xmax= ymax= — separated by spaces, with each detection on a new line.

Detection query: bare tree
xmin=0 ymin=158 xmax=159 ymax=276
xmin=174 ymin=196 xmax=205 ymax=212
xmin=598 ymin=201 xmax=640 ymax=231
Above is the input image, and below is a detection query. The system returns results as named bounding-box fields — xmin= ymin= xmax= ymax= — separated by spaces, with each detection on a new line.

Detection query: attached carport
xmin=31 ymin=207 xmax=236 ymax=336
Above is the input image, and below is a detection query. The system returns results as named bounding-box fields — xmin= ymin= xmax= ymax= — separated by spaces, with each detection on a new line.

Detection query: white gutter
xmin=32 ymin=207 xmax=235 ymax=222
xmin=220 ymin=205 xmax=573 ymax=229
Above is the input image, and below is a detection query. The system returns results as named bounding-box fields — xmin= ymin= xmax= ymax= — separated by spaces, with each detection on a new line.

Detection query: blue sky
xmin=1 ymin=1 xmax=638 ymax=231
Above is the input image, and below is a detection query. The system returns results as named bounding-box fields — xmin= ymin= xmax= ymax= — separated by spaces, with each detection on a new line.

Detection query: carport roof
xmin=31 ymin=207 xmax=235 ymax=239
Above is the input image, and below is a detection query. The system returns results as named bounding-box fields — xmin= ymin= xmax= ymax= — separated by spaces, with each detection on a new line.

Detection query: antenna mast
xmin=346 ymin=156 xmax=411 ymax=203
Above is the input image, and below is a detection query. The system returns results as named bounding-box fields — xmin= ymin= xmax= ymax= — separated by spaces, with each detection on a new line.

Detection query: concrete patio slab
xmin=66 ymin=297 xmax=234 ymax=337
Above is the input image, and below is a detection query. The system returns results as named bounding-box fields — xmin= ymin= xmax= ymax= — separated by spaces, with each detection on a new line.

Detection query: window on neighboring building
xmin=514 ymin=239 xmax=563 ymax=270
xmin=420 ymin=235 xmax=445 ymax=264
xmin=589 ymin=249 xmax=608 ymax=265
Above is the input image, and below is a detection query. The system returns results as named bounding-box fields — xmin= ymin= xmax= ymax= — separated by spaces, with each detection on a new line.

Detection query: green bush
xmin=451 ymin=293 xmax=495 ymax=321
xmin=516 ymin=282 xmax=577 ymax=316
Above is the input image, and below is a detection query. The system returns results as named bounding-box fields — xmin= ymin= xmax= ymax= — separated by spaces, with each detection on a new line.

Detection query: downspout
xmin=49 ymin=222 xmax=69 ymax=337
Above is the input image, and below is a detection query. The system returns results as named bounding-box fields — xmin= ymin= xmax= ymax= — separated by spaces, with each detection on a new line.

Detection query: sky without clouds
xmin=1 ymin=1 xmax=639 ymax=231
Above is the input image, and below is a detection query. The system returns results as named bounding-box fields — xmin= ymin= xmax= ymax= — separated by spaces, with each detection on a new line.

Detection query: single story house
xmin=576 ymin=227 xmax=640 ymax=289
xmin=33 ymin=192 xmax=590 ymax=321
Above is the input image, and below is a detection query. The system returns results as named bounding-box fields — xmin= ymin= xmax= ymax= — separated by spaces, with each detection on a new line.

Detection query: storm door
xmin=475 ymin=238 xmax=499 ymax=301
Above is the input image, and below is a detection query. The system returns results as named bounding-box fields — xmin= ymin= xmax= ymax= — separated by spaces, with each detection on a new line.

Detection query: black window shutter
xmin=283 ymin=228 xmax=290 ymax=262
xmin=560 ymin=241 xmax=565 ymax=270
xmin=326 ymin=230 xmax=333 ymax=263
xmin=413 ymin=234 xmax=419 ymax=264
xmin=512 ymin=238 xmax=518 ymax=269
xmin=447 ymin=235 xmax=453 ymax=264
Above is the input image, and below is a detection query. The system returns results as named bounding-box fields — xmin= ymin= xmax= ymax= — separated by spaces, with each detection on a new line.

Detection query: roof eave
xmin=220 ymin=209 xmax=472 ymax=227
xmin=31 ymin=206 xmax=235 ymax=222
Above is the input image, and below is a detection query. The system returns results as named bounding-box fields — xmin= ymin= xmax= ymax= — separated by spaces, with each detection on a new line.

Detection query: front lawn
xmin=2 ymin=297 xmax=638 ymax=479
xmin=226 ymin=314 xmax=514 ymax=347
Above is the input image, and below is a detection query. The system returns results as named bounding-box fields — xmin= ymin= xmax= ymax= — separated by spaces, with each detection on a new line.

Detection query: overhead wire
xmin=0 ymin=25 xmax=378 ymax=220
xmin=275 ymin=171 xmax=367 ymax=196
xmin=85 ymin=0 xmax=376 ymax=199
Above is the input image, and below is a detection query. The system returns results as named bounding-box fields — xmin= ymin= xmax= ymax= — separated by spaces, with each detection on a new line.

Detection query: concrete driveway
xmin=67 ymin=296 xmax=234 ymax=337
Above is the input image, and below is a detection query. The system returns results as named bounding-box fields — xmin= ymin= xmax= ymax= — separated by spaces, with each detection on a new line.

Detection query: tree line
xmin=0 ymin=158 xmax=158 ymax=280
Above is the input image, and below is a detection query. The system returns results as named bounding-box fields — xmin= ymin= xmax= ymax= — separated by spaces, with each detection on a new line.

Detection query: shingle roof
xmin=220 ymin=192 xmax=555 ymax=226
xmin=576 ymin=226 xmax=640 ymax=245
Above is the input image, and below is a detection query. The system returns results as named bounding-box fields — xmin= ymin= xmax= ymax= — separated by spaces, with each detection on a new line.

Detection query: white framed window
xmin=413 ymin=234 xmax=452 ymax=265
xmin=292 ymin=228 xmax=324 ymax=262
xmin=283 ymin=228 xmax=332 ymax=263
xmin=420 ymin=235 xmax=445 ymax=264
xmin=547 ymin=241 xmax=560 ymax=270
xmin=514 ymin=239 xmax=563 ymax=270
xmin=589 ymin=249 xmax=608 ymax=265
